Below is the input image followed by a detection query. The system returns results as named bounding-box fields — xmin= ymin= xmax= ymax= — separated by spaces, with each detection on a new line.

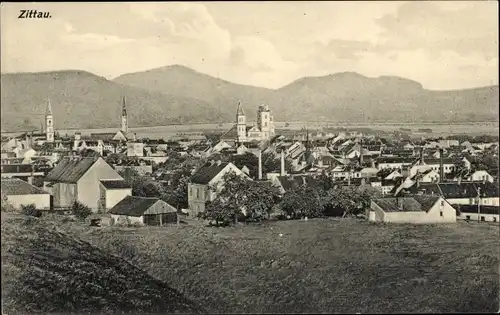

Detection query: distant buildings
xmin=221 ymin=101 xmax=275 ymax=145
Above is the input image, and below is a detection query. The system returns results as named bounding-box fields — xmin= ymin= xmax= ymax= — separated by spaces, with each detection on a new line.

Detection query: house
xmin=376 ymin=157 xmax=415 ymax=170
xmin=98 ymin=180 xmax=132 ymax=212
xmin=367 ymin=195 xmax=456 ymax=224
xmin=466 ymin=170 xmax=494 ymax=183
xmin=43 ymin=157 xmax=123 ymax=211
xmin=126 ymin=142 xmax=145 ymax=157
xmin=455 ymin=205 xmax=499 ymax=222
xmin=0 ymin=163 xmax=45 ymax=184
xmin=408 ymin=182 xmax=499 ymax=207
xmin=1 ymin=178 xmax=51 ymax=210
xmin=270 ymin=175 xmax=324 ymax=194
xmin=188 ymin=160 xmax=248 ymax=217
xmin=108 ymin=196 xmax=177 ymax=226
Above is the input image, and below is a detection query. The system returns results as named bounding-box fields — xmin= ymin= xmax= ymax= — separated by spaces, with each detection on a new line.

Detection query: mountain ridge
xmin=1 ymin=66 xmax=498 ymax=132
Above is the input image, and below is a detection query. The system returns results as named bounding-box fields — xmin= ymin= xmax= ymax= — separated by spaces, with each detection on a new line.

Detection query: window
xmin=196 ymin=188 xmax=200 ymax=199
xmin=440 ymin=211 xmax=443 ymax=217
xmin=481 ymin=216 xmax=485 ymax=221
xmin=440 ymin=200 xmax=445 ymax=207
xmin=466 ymin=215 xmax=471 ymax=220
xmin=493 ymin=217 xmax=497 ymax=222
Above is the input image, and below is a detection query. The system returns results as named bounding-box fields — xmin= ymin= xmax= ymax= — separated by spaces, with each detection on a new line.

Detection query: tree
xmin=163 ymin=175 xmax=189 ymax=212
xmin=322 ymin=185 xmax=382 ymax=218
xmin=280 ymin=186 xmax=323 ymax=219
xmin=21 ymin=204 xmax=42 ymax=217
xmin=71 ymin=201 xmax=92 ymax=220
xmin=131 ymin=176 xmax=165 ymax=198
xmin=201 ymin=172 xmax=281 ymax=225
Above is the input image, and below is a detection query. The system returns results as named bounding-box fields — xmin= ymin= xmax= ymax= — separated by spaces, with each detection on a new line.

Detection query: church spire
xmin=236 ymin=100 xmax=244 ymax=116
xmin=121 ymin=96 xmax=128 ymax=134
xmin=46 ymin=98 xmax=53 ymax=115
xmin=122 ymin=96 xmax=127 ymax=116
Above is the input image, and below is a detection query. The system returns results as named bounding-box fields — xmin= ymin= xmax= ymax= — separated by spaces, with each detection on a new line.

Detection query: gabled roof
xmin=409 ymin=182 xmax=500 ymax=199
xmin=108 ymin=196 xmax=176 ymax=217
xmin=220 ymin=125 xmax=237 ymax=140
xmin=1 ymin=178 xmax=48 ymax=195
xmin=44 ymin=157 xmax=99 ymax=183
xmin=190 ymin=161 xmax=230 ymax=185
xmin=99 ymin=180 xmax=131 ymax=189
xmin=90 ymin=133 xmax=116 ymax=141
xmin=373 ymin=196 xmax=440 ymax=212
xmin=276 ymin=175 xmax=324 ymax=192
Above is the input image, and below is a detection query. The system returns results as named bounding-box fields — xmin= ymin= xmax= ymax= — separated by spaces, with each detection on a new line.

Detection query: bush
xmin=71 ymin=201 xmax=92 ymax=220
xmin=20 ymin=204 xmax=42 ymax=217
xmin=1 ymin=195 xmax=16 ymax=213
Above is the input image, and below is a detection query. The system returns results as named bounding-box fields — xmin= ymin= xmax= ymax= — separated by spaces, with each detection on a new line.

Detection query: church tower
xmin=121 ymin=96 xmax=128 ymax=134
xmin=45 ymin=98 xmax=54 ymax=143
xmin=257 ymin=104 xmax=272 ymax=140
xmin=236 ymin=101 xmax=247 ymax=143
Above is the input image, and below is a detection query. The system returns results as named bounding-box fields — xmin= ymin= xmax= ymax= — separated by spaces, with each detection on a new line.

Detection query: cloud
xmin=375 ymin=1 xmax=498 ymax=59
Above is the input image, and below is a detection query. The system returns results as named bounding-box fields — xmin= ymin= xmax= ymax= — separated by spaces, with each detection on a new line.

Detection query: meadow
xmin=53 ymin=215 xmax=500 ymax=314
xmin=1 ymin=213 xmax=203 ymax=314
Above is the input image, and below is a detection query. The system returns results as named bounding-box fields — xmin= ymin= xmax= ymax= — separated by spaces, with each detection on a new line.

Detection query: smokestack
xmin=420 ymin=147 xmax=424 ymax=164
xmin=359 ymin=139 xmax=364 ymax=166
xmin=280 ymin=149 xmax=286 ymax=176
xmin=439 ymin=148 xmax=444 ymax=183
xmin=258 ymin=149 xmax=262 ymax=180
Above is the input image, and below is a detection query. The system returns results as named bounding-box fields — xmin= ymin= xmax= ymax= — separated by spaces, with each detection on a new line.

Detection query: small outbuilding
xmin=108 ymin=196 xmax=177 ymax=226
xmin=1 ymin=178 xmax=51 ymax=210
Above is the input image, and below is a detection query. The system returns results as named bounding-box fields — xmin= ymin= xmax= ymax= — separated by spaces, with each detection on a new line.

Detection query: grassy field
xmin=49 ymin=216 xmax=500 ymax=314
xmin=1 ymin=213 xmax=203 ymax=314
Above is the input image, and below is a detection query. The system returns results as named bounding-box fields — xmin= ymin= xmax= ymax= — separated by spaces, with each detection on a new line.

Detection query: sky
xmin=1 ymin=1 xmax=498 ymax=90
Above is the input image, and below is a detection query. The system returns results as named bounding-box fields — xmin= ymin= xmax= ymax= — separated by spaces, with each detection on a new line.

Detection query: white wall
xmin=111 ymin=214 xmax=144 ymax=225
xmin=458 ymin=212 xmax=499 ymax=222
xmin=447 ymin=197 xmax=499 ymax=206
xmin=7 ymin=194 xmax=51 ymax=210
xmin=77 ymin=158 xmax=123 ymax=212
xmin=106 ymin=188 xmax=132 ymax=210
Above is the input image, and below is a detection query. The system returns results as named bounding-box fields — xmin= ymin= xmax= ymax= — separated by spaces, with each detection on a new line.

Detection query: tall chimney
xmin=258 ymin=149 xmax=263 ymax=180
xmin=420 ymin=147 xmax=425 ymax=164
xmin=280 ymin=149 xmax=286 ymax=176
xmin=439 ymin=148 xmax=444 ymax=183
xmin=359 ymin=139 xmax=364 ymax=166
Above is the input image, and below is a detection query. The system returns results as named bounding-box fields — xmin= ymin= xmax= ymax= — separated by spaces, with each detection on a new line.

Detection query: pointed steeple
xmin=46 ymin=98 xmax=53 ymax=115
xmin=121 ymin=96 xmax=127 ymax=116
xmin=236 ymin=100 xmax=244 ymax=116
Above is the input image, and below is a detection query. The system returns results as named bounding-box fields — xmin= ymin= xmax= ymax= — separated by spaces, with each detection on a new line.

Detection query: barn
xmin=108 ymin=196 xmax=177 ymax=226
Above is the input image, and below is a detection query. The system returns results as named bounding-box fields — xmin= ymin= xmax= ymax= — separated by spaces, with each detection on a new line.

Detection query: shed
xmin=108 ymin=196 xmax=177 ymax=226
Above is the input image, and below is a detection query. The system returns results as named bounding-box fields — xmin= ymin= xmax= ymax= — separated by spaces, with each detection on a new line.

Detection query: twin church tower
xmin=235 ymin=101 xmax=275 ymax=143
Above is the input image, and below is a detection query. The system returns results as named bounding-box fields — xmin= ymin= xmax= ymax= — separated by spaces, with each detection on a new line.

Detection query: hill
xmin=0 ymin=70 xmax=229 ymax=132
xmin=1 ymin=213 xmax=203 ymax=314
xmin=1 ymin=66 xmax=498 ymax=132
xmin=115 ymin=66 xmax=499 ymax=124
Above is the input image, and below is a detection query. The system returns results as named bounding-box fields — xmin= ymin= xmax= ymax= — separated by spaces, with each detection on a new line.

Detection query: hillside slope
xmin=1 ymin=66 xmax=498 ymax=132
xmin=115 ymin=66 xmax=499 ymax=124
xmin=1 ymin=214 xmax=203 ymax=314
xmin=1 ymin=70 xmax=228 ymax=132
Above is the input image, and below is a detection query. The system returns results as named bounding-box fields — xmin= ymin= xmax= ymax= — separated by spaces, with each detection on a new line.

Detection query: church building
xmin=221 ymin=101 xmax=275 ymax=145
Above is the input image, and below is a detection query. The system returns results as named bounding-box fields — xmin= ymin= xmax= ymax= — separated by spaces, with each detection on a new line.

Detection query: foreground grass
xmin=1 ymin=213 xmax=203 ymax=314
xmin=50 ymin=216 xmax=499 ymax=314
